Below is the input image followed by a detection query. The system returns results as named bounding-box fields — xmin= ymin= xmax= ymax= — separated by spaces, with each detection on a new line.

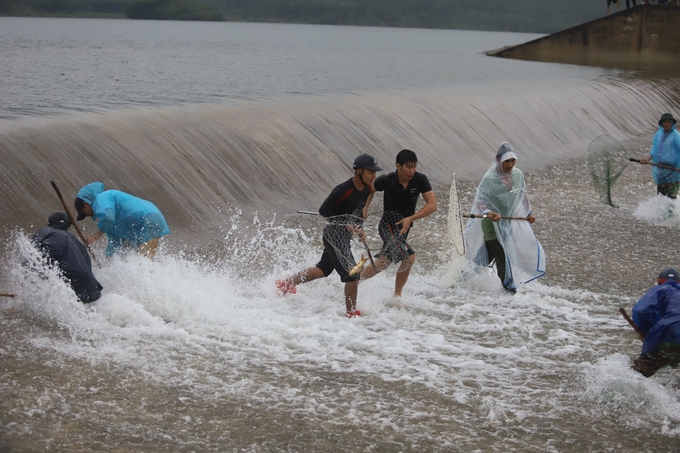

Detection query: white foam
xmin=3 ymin=217 xmax=679 ymax=445
xmin=634 ymin=194 xmax=680 ymax=227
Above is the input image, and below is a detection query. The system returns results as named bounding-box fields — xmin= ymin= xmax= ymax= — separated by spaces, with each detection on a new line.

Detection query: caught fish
xmin=348 ymin=254 xmax=369 ymax=277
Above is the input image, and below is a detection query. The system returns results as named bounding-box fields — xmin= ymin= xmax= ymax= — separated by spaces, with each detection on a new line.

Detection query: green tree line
xmin=2 ymin=0 xmax=603 ymax=33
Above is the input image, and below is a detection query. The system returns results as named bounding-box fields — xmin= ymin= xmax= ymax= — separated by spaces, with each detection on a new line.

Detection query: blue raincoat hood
xmin=76 ymin=182 xmax=105 ymax=205
xmin=75 ymin=182 xmax=170 ymax=256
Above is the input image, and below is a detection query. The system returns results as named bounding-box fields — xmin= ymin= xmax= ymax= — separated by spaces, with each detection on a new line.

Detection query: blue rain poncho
xmin=632 ymin=280 xmax=680 ymax=355
xmin=77 ymin=182 xmax=170 ymax=257
xmin=649 ymin=127 xmax=680 ymax=185
xmin=465 ymin=143 xmax=546 ymax=290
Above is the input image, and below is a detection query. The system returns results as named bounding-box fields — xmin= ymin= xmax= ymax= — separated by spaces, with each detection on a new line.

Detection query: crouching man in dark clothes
xmin=32 ymin=212 xmax=103 ymax=303
xmin=630 ymin=267 xmax=680 ymax=377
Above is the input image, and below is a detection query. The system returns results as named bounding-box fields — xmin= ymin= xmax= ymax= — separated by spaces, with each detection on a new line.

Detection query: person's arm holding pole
xmin=630 ymin=157 xmax=680 ymax=172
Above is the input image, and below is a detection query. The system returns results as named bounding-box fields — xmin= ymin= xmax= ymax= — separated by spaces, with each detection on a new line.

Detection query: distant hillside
xmin=3 ymin=0 xmax=605 ymax=33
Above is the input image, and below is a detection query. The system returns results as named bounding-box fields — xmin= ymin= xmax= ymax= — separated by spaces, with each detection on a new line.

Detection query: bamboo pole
xmin=619 ymin=307 xmax=645 ymax=341
xmin=463 ymin=213 xmax=531 ymax=221
xmin=50 ymin=181 xmax=101 ymax=268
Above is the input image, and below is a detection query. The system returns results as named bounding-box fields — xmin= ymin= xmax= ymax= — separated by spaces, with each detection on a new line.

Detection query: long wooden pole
xmin=629 ymin=158 xmax=680 ymax=173
xmin=50 ymin=180 xmax=101 ymax=268
xmin=619 ymin=307 xmax=645 ymax=341
xmin=463 ymin=213 xmax=531 ymax=221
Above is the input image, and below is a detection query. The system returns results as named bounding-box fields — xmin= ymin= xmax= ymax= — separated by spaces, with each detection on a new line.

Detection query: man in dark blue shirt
xmin=276 ymin=153 xmax=383 ymax=318
xmin=31 ymin=212 xmax=103 ymax=303
xmin=360 ymin=149 xmax=437 ymax=298
xmin=630 ymin=267 xmax=680 ymax=377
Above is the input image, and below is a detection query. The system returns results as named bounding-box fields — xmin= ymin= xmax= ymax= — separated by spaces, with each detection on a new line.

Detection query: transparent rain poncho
xmin=77 ymin=182 xmax=171 ymax=257
xmin=649 ymin=126 xmax=680 ymax=185
xmin=465 ymin=143 xmax=545 ymax=290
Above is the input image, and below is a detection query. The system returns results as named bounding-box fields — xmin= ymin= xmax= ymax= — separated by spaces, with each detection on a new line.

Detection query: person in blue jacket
xmin=32 ymin=212 xmax=102 ymax=303
xmin=74 ymin=182 xmax=170 ymax=258
xmin=640 ymin=113 xmax=680 ymax=199
xmin=631 ymin=267 xmax=680 ymax=377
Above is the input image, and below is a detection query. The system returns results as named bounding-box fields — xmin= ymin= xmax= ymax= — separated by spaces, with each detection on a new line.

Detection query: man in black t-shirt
xmin=31 ymin=212 xmax=103 ymax=303
xmin=360 ymin=149 xmax=437 ymax=298
xmin=276 ymin=153 xmax=384 ymax=318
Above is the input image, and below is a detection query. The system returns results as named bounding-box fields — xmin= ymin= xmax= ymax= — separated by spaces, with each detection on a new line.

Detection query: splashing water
xmin=3 ymin=171 xmax=680 ymax=451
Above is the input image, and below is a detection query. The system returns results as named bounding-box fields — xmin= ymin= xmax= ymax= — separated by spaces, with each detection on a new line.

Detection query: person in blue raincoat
xmin=31 ymin=211 xmax=103 ymax=303
xmin=465 ymin=142 xmax=546 ymax=293
xmin=74 ymin=182 xmax=170 ymax=258
xmin=631 ymin=267 xmax=680 ymax=377
xmin=640 ymin=113 xmax=680 ymax=199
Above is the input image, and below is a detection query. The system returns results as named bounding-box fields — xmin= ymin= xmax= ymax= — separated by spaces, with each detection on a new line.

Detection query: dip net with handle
xmin=321 ymin=213 xmax=369 ymax=276
xmin=587 ymin=134 xmax=629 ymax=207
xmin=433 ymin=173 xmax=466 ymax=288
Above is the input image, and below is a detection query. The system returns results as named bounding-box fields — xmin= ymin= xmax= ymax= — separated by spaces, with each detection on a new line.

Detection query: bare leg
xmin=138 ymin=237 xmax=160 ymax=259
xmin=394 ymin=254 xmax=416 ymax=297
xmin=289 ymin=267 xmax=326 ymax=286
xmin=345 ymin=281 xmax=358 ymax=312
xmin=359 ymin=255 xmax=391 ymax=282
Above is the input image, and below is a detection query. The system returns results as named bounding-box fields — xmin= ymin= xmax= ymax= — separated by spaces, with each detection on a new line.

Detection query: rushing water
xmin=1 ymin=17 xmax=680 ymax=453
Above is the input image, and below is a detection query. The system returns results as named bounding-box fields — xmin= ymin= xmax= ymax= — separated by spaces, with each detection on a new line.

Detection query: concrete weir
xmin=487 ymin=5 xmax=680 ymax=70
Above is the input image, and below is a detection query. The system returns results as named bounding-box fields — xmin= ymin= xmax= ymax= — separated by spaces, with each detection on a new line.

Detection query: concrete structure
xmin=488 ymin=5 xmax=680 ymax=70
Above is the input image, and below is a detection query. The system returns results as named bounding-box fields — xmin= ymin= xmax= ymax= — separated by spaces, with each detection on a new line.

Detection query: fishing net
xmin=322 ymin=214 xmax=371 ymax=275
xmin=433 ymin=173 xmax=466 ymax=287
xmin=321 ymin=211 xmax=414 ymax=276
xmin=587 ymin=134 xmax=629 ymax=207
xmin=447 ymin=173 xmax=466 ymax=258
xmin=376 ymin=211 xmax=412 ymax=266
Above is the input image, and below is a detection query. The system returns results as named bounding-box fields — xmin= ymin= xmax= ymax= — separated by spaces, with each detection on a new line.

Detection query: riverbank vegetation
xmin=1 ymin=0 xmax=602 ymax=32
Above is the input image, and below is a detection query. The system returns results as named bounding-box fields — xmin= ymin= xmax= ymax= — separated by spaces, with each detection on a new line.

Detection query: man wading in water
xmin=276 ymin=153 xmax=383 ymax=318
xmin=359 ymin=149 xmax=437 ymax=299
xmin=640 ymin=113 xmax=680 ymax=199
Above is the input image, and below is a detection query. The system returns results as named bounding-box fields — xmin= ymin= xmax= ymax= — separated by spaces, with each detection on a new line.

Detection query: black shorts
xmin=317 ymin=224 xmax=360 ymax=283
xmin=376 ymin=215 xmax=415 ymax=264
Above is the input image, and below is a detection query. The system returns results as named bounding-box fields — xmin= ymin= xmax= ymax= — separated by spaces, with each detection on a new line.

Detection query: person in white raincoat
xmin=465 ymin=142 xmax=546 ymax=292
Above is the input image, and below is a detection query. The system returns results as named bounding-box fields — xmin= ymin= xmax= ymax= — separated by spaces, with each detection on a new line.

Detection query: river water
xmin=1 ymin=17 xmax=680 ymax=452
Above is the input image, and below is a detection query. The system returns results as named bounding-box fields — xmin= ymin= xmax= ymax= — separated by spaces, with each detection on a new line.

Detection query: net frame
xmin=587 ymin=134 xmax=629 ymax=207
xmin=433 ymin=173 xmax=466 ymax=288
xmin=321 ymin=213 xmax=370 ymax=275
xmin=448 ymin=173 xmax=466 ymax=258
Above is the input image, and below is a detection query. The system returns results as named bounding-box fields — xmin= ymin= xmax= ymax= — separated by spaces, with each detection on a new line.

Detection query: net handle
xmin=629 ymin=158 xmax=680 ymax=172
xmin=619 ymin=307 xmax=645 ymax=341
xmin=463 ymin=213 xmax=531 ymax=221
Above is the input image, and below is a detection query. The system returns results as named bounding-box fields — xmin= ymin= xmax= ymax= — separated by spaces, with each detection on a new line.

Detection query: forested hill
xmin=2 ymin=0 xmax=604 ymax=33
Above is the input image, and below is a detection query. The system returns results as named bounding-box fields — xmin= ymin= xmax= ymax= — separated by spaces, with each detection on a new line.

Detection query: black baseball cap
xmin=48 ymin=211 xmax=71 ymax=229
xmin=74 ymin=197 xmax=87 ymax=221
xmin=353 ymin=153 xmax=384 ymax=172
xmin=658 ymin=267 xmax=680 ymax=284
